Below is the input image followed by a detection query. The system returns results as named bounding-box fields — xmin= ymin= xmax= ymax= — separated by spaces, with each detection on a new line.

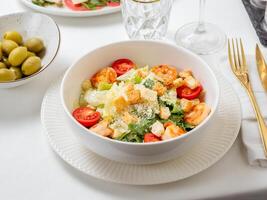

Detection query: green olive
xmin=26 ymin=51 xmax=36 ymax=59
xmin=9 ymin=66 xmax=23 ymax=79
xmin=0 ymin=68 xmax=16 ymax=82
xmin=2 ymin=57 xmax=11 ymax=67
xmin=0 ymin=62 xmax=6 ymax=69
xmin=81 ymin=79 xmax=92 ymax=91
xmin=0 ymin=42 xmax=2 ymax=60
xmin=3 ymin=31 xmax=23 ymax=45
xmin=8 ymin=47 xmax=27 ymax=67
xmin=9 ymin=67 xmax=23 ymax=80
xmin=79 ymin=92 xmax=88 ymax=107
xmin=2 ymin=39 xmax=18 ymax=55
xmin=24 ymin=38 xmax=44 ymax=53
xmin=21 ymin=56 xmax=41 ymax=76
xmin=0 ymin=49 xmax=2 ymax=61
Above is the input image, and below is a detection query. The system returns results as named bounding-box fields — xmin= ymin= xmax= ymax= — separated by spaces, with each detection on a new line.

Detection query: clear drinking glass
xmin=175 ymin=0 xmax=226 ymax=55
xmin=121 ymin=0 xmax=173 ymax=40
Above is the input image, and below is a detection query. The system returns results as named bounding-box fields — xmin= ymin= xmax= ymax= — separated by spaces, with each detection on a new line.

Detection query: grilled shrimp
xmin=180 ymin=98 xmax=200 ymax=113
xmin=162 ymin=124 xmax=185 ymax=140
xmin=151 ymin=65 xmax=177 ymax=86
xmin=91 ymin=67 xmax=117 ymax=88
xmin=184 ymin=103 xmax=210 ymax=125
xmin=90 ymin=120 xmax=113 ymax=137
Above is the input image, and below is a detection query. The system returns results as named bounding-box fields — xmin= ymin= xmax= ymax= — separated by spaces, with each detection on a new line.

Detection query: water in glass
xmin=121 ymin=0 xmax=173 ymax=40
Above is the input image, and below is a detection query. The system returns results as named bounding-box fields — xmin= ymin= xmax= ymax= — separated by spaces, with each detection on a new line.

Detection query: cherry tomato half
xmin=176 ymin=85 xmax=202 ymax=100
xmin=73 ymin=107 xmax=100 ymax=127
xmin=111 ymin=58 xmax=135 ymax=76
xmin=144 ymin=133 xmax=161 ymax=143
xmin=64 ymin=0 xmax=88 ymax=11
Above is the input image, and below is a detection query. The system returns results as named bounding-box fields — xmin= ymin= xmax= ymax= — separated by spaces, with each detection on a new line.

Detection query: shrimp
xmin=90 ymin=120 xmax=113 ymax=137
xmin=151 ymin=65 xmax=177 ymax=86
xmin=91 ymin=67 xmax=117 ymax=88
xmin=162 ymin=124 xmax=185 ymax=141
xmin=184 ymin=103 xmax=211 ymax=125
xmin=180 ymin=98 xmax=200 ymax=113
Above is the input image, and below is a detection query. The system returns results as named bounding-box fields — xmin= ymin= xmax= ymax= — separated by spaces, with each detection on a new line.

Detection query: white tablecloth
xmin=1 ymin=0 xmax=267 ymax=199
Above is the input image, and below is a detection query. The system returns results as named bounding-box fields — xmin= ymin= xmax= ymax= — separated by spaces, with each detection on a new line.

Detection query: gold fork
xmin=228 ymin=38 xmax=267 ymax=157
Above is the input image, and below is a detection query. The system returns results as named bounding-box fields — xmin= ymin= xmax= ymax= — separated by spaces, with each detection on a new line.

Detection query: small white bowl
xmin=0 ymin=12 xmax=60 ymax=89
xmin=61 ymin=41 xmax=220 ymax=165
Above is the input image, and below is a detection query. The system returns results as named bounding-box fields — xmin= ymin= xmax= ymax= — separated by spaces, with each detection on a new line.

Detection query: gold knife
xmin=256 ymin=44 xmax=267 ymax=91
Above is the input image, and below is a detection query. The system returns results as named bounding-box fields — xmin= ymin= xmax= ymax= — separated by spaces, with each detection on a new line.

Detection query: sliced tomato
xmin=176 ymin=85 xmax=202 ymax=100
xmin=64 ymin=0 xmax=89 ymax=11
xmin=144 ymin=133 xmax=161 ymax=143
xmin=107 ymin=1 xmax=120 ymax=7
xmin=73 ymin=107 xmax=100 ymax=127
xmin=111 ymin=58 xmax=135 ymax=76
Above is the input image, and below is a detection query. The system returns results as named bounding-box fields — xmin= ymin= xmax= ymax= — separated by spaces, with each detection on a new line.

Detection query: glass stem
xmin=196 ymin=0 xmax=206 ymax=33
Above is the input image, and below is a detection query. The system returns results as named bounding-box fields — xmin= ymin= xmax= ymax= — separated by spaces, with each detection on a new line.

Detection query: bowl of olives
xmin=0 ymin=12 xmax=60 ymax=88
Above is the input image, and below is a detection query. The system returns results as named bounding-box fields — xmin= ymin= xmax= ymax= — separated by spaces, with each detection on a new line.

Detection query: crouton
xmin=113 ymin=96 xmax=128 ymax=112
xmin=153 ymin=82 xmax=167 ymax=96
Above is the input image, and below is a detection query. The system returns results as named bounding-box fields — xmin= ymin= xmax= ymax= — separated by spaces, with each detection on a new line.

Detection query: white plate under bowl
xmin=40 ymin=70 xmax=241 ymax=185
xmin=20 ymin=0 xmax=121 ymax=17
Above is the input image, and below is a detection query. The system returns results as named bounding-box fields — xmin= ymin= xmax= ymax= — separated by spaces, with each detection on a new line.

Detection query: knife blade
xmin=256 ymin=44 xmax=267 ymax=91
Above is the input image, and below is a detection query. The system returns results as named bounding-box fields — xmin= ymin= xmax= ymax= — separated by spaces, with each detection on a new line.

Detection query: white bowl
xmin=61 ymin=41 xmax=220 ymax=165
xmin=0 ymin=12 xmax=60 ymax=89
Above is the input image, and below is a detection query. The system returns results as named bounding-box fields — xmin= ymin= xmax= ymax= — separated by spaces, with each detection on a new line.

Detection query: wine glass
xmin=261 ymin=1 xmax=267 ymax=30
xmin=250 ymin=0 xmax=266 ymax=9
xmin=175 ymin=0 xmax=226 ymax=55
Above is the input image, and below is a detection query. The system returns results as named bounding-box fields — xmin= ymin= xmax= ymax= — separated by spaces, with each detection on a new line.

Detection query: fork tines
xmin=228 ymin=38 xmax=247 ymax=74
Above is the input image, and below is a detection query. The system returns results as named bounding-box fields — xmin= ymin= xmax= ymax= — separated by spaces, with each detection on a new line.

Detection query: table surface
xmin=1 ymin=0 xmax=267 ymax=200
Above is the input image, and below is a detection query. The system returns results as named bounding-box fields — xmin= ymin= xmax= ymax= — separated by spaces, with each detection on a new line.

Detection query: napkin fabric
xmin=219 ymin=55 xmax=267 ymax=167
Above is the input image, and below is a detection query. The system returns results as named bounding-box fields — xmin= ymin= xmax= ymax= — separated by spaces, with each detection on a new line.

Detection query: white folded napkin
xmin=219 ymin=55 xmax=267 ymax=167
